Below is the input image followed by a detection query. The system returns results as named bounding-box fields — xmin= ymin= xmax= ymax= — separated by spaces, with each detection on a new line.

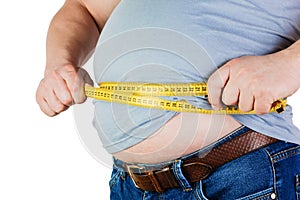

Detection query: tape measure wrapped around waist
xmin=85 ymin=82 xmax=286 ymax=115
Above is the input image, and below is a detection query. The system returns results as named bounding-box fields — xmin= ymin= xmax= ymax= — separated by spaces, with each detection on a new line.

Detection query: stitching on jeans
xmin=296 ymin=175 xmax=300 ymax=200
xmin=173 ymin=163 xmax=185 ymax=188
xmin=194 ymin=182 xmax=202 ymax=200
xmin=296 ymin=174 xmax=300 ymax=187
xmin=173 ymin=160 xmax=192 ymax=190
xmin=263 ymin=148 xmax=278 ymax=196
xmin=252 ymin=192 xmax=272 ymax=200
xmin=271 ymin=146 xmax=300 ymax=163
xmin=236 ymin=188 xmax=274 ymax=200
xmin=143 ymin=191 xmax=150 ymax=200
xmin=193 ymin=181 xmax=209 ymax=200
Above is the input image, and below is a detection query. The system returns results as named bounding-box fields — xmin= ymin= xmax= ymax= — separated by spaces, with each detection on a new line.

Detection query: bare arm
xmin=36 ymin=0 xmax=119 ymax=116
xmin=208 ymin=40 xmax=300 ymax=114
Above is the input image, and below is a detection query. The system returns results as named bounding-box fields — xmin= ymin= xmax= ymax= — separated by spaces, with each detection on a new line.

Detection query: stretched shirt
xmin=92 ymin=0 xmax=300 ymax=154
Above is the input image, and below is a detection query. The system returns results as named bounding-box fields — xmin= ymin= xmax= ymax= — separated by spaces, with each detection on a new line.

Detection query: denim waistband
xmin=113 ymin=125 xmax=251 ymax=172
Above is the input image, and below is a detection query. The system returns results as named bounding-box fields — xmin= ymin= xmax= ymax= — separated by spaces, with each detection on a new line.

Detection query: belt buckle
xmin=127 ymin=161 xmax=212 ymax=192
xmin=127 ymin=164 xmax=170 ymax=193
xmin=182 ymin=161 xmax=213 ymax=180
xmin=126 ymin=164 xmax=145 ymax=189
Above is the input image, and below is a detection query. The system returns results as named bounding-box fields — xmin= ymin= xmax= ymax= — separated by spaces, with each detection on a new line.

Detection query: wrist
xmin=44 ymin=62 xmax=76 ymax=77
xmin=274 ymin=41 xmax=300 ymax=83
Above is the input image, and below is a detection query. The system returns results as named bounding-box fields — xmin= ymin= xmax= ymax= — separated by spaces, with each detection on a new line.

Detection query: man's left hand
xmin=207 ymin=51 xmax=300 ymax=115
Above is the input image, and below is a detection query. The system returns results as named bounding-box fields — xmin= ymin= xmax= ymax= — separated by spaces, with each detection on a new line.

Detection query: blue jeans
xmin=110 ymin=126 xmax=300 ymax=199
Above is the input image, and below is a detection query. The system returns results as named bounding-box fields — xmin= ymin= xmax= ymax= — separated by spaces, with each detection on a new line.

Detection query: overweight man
xmin=36 ymin=0 xmax=300 ymax=199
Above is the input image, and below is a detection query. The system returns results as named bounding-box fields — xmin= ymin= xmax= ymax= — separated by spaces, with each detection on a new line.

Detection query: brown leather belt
xmin=123 ymin=129 xmax=277 ymax=193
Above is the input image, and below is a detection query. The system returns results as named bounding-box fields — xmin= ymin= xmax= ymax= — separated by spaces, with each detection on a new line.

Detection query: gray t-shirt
xmin=93 ymin=0 xmax=300 ymax=154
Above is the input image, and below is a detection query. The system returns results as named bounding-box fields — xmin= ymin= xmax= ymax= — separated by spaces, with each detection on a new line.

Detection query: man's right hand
xmin=36 ymin=65 xmax=93 ymax=117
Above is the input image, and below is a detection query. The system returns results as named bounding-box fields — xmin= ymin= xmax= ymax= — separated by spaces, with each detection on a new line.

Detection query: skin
xmin=207 ymin=44 xmax=300 ymax=114
xmin=36 ymin=0 xmax=300 ymax=127
xmin=36 ymin=0 xmax=120 ymax=116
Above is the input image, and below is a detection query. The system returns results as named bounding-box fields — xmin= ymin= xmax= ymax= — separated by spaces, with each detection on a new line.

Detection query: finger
xmin=36 ymin=80 xmax=56 ymax=116
xmin=38 ymin=98 xmax=57 ymax=117
xmin=254 ymin=96 xmax=272 ymax=115
xmin=45 ymin=69 xmax=74 ymax=107
xmin=207 ymin=63 xmax=230 ymax=109
xmin=82 ymin=69 xmax=94 ymax=86
xmin=222 ymin=81 xmax=239 ymax=106
xmin=46 ymin=90 xmax=69 ymax=114
xmin=71 ymin=82 xmax=87 ymax=104
xmin=74 ymin=68 xmax=93 ymax=103
xmin=238 ymin=91 xmax=254 ymax=112
xmin=53 ymin=77 xmax=74 ymax=107
xmin=58 ymin=66 xmax=88 ymax=104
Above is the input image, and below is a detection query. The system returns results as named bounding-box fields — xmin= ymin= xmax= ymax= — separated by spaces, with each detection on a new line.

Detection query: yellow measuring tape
xmin=85 ymin=82 xmax=287 ymax=114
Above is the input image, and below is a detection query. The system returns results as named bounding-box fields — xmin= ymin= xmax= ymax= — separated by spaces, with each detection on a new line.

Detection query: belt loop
xmin=172 ymin=160 xmax=193 ymax=191
xmin=196 ymin=181 xmax=209 ymax=200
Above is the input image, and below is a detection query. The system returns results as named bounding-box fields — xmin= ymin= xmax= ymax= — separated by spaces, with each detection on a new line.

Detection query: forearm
xmin=45 ymin=0 xmax=100 ymax=75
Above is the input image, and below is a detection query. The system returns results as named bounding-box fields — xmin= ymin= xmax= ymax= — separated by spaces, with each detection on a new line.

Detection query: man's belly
xmin=113 ymin=113 xmax=241 ymax=164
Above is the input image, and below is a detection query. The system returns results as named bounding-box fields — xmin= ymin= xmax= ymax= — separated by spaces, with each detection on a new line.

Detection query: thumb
xmin=83 ymin=73 xmax=94 ymax=87
xmin=207 ymin=62 xmax=231 ymax=110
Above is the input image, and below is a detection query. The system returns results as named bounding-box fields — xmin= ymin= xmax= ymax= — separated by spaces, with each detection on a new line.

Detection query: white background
xmin=0 ymin=0 xmax=111 ymax=199
xmin=0 ymin=0 xmax=299 ymax=200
